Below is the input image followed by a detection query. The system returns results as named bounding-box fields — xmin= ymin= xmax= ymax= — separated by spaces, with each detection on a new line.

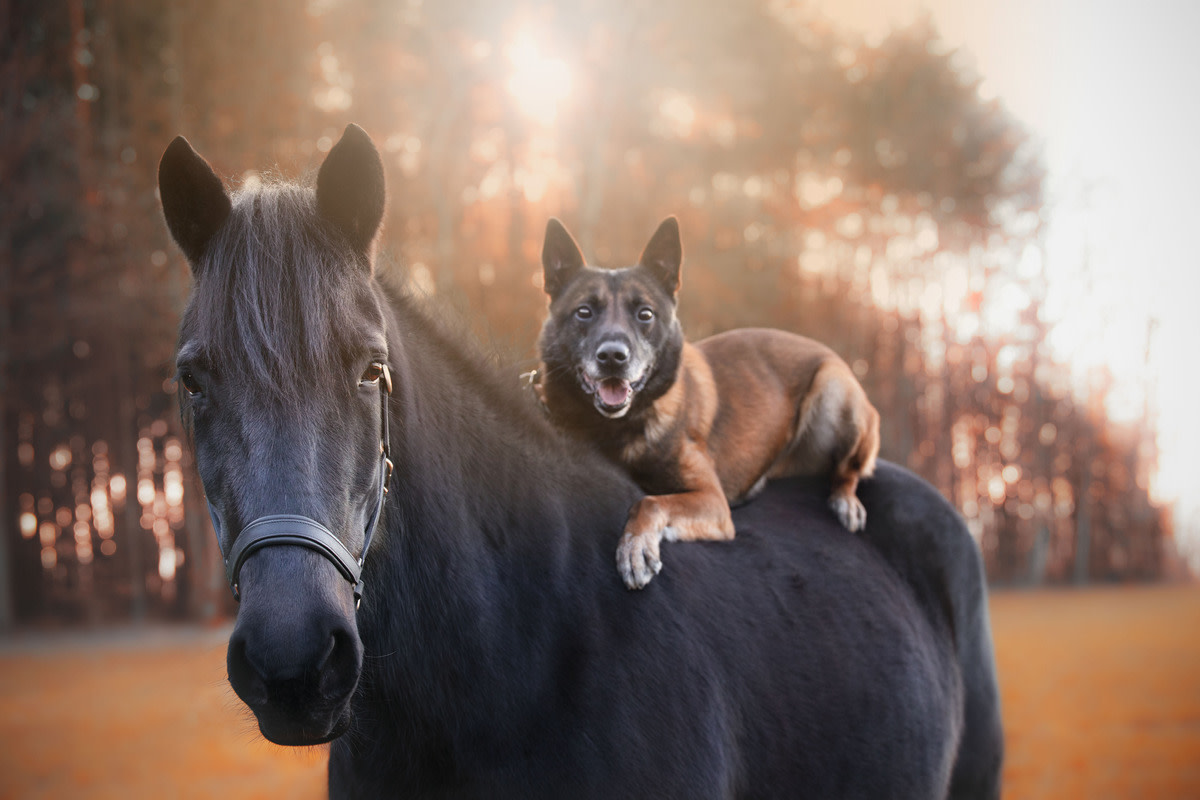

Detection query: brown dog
xmin=536 ymin=217 xmax=880 ymax=588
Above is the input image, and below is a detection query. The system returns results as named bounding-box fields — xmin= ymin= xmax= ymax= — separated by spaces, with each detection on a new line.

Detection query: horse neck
xmin=358 ymin=295 xmax=636 ymax=694
xmin=386 ymin=302 xmax=613 ymax=535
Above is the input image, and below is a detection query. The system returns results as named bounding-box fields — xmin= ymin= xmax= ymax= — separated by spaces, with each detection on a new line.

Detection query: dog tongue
xmin=597 ymin=378 xmax=631 ymax=408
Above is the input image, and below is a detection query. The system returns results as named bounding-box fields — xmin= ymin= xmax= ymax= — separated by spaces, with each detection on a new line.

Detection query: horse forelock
xmin=180 ymin=180 xmax=383 ymax=399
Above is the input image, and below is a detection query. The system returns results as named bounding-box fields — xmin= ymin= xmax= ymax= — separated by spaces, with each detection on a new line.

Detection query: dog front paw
xmin=616 ymin=529 xmax=664 ymax=589
xmin=830 ymin=493 xmax=867 ymax=532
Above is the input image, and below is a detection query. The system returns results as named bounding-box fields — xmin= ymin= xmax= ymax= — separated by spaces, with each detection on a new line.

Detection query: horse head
xmin=160 ymin=125 xmax=391 ymax=745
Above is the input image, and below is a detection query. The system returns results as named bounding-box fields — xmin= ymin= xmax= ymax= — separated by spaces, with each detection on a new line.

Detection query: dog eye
xmin=360 ymin=362 xmax=385 ymax=386
xmin=575 ymin=306 xmax=593 ymax=321
xmin=637 ymin=307 xmax=654 ymax=322
xmin=178 ymin=369 xmax=203 ymax=397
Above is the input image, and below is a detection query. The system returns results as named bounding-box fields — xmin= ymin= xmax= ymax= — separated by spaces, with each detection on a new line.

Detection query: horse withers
xmin=159 ymin=124 xmax=1002 ymax=798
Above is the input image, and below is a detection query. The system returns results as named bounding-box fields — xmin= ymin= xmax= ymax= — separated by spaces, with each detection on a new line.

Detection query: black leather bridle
xmin=208 ymin=365 xmax=394 ymax=608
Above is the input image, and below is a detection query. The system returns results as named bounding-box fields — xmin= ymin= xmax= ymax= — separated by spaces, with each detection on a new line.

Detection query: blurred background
xmin=1 ymin=0 xmax=1198 ymax=798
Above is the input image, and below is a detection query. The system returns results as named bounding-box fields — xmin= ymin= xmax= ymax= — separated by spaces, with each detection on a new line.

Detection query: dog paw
xmin=616 ymin=529 xmax=664 ymax=589
xmin=830 ymin=494 xmax=867 ymax=532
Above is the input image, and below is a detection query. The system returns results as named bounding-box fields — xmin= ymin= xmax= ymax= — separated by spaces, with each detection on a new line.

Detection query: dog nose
xmin=596 ymin=341 xmax=630 ymax=365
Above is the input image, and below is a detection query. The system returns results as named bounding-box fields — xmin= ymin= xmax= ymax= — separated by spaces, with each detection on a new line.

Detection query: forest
xmin=0 ymin=0 xmax=1173 ymax=627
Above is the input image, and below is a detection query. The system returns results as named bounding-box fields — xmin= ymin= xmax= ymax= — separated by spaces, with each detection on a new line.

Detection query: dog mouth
xmin=596 ymin=377 xmax=633 ymax=411
xmin=579 ymin=372 xmax=640 ymax=418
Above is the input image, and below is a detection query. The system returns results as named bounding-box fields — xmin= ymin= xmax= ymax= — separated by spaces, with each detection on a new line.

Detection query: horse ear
xmin=158 ymin=136 xmax=231 ymax=268
xmin=542 ymin=218 xmax=585 ymax=297
xmin=317 ymin=124 xmax=386 ymax=256
xmin=638 ymin=216 xmax=682 ymax=297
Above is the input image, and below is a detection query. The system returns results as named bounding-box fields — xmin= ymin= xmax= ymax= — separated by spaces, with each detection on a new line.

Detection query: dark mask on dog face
xmin=538 ymin=218 xmax=685 ymax=421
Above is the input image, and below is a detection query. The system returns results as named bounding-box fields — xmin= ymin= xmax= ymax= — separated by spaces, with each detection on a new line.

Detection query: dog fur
xmin=536 ymin=217 xmax=880 ymax=589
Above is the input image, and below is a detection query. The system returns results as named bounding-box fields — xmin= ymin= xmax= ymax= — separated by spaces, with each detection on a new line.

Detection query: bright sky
xmin=812 ymin=0 xmax=1200 ymax=564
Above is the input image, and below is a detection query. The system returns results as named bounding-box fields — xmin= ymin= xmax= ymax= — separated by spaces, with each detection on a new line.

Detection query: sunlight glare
xmin=506 ymin=32 xmax=571 ymax=126
xmin=109 ymin=473 xmax=126 ymax=504
xmin=655 ymin=92 xmax=696 ymax=138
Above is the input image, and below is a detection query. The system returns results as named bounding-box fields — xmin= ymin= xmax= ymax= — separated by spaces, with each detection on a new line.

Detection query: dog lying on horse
xmin=536 ymin=217 xmax=880 ymax=588
xmin=160 ymin=124 xmax=1002 ymax=799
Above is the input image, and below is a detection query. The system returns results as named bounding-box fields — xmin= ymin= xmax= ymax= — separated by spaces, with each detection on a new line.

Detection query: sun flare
xmin=505 ymin=31 xmax=571 ymax=126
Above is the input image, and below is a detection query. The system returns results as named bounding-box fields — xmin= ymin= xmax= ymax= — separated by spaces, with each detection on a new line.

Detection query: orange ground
xmin=1 ymin=585 xmax=1198 ymax=799
xmin=991 ymin=585 xmax=1200 ymax=798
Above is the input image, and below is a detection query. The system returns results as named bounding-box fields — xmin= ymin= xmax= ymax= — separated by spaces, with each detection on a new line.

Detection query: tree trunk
xmin=0 ymin=186 xmax=11 ymax=633
xmin=117 ymin=347 xmax=146 ymax=620
xmin=1073 ymin=466 xmax=1092 ymax=585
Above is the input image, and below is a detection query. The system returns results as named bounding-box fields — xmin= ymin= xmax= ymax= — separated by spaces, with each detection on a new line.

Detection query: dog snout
xmin=596 ymin=340 xmax=630 ymax=366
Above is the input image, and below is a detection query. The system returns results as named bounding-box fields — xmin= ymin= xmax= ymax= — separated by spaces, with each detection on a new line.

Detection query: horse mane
xmin=183 ymin=172 xmax=567 ymax=450
xmin=378 ymin=276 xmax=576 ymax=454
xmin=181 ymin=178 xmax=378 ymax=402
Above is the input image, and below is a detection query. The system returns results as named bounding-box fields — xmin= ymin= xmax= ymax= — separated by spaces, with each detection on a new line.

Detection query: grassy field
xmin=1 ymin=585 xmax=1198 ymax=799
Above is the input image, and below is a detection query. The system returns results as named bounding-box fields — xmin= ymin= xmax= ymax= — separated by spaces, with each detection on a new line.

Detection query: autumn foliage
xmin=0 ymin=0 xmax=1170 ymax=625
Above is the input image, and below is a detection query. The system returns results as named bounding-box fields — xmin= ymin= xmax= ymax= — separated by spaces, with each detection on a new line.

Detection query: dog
xmin=535 ymin=216 xmax=881 ymax=589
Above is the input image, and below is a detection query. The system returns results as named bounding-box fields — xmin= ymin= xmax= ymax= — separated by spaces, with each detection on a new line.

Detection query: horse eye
xmin=360 ymin=362 xmax=385 ymax=385
xmin=575 ymin=306 xmax=593 ymax=321
xmin=637 ymin=307 xmax=654 ymax=322
xmin=179 ymin=370 xmax=203 ymax=397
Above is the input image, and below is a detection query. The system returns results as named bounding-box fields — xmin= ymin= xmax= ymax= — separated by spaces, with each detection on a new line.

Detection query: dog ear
xmin=638 ymin=216 xmax=682 ymax=296
xmin=542 ymin=218 xmax=585 ymax=297
xmin=158 ymin=136 xmax=231 ymax=270
xmin=317 ymin=123 xmax=386 ymax=259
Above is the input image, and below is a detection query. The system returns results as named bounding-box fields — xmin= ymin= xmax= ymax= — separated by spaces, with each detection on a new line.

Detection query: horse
xmin=159 ymin=124 xmax=1003 ymax=799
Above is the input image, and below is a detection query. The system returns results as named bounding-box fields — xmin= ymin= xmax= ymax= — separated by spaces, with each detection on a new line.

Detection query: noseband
xmin=209 ymin=365 xmax=394 ymax=607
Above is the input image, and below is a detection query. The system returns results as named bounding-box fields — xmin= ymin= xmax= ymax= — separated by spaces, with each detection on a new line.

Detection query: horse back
xmin=641 ymin=469 xmax=966 ymax=798
xmin=331 ymin=461 xmax=999 ymax=799
xmin=590 ymin=460 xmax=1001 ymax=798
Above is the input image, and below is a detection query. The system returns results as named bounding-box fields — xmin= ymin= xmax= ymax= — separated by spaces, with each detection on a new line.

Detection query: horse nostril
xmin=227 ymin=634 xmax=268 ymax=707
xmin=597 ymin=342 xmax=629 ymax=365
xmin=319 ymin=628 xmax=363 ymax=699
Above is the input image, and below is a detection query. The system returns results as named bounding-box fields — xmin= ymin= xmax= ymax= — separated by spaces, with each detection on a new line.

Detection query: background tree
xmin=0 ymin=0 xmax=1170 ymax=627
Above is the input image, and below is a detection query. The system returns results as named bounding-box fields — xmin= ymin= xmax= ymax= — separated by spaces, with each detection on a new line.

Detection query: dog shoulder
xmin=679 ymin=342 xmax=719 ymax=437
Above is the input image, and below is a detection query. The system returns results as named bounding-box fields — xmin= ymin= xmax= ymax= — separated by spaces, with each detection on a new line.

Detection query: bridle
xmin=208 ymin=365 xmax=394 ymax=608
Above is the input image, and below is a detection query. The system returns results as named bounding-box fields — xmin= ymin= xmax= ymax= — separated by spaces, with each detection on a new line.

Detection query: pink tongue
xmin=598 ymin=378 xmax=631 ymax=407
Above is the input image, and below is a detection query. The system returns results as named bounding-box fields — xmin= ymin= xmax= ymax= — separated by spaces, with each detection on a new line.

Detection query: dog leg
xmin=829 ymin=478 xmax=867 ymax=531
xmin=617 ymin=500 xmax=669 ymax=589
xmin=616 ymin=442 xmax=735 ymax=589
xmin=786 ymin=360 xmax=880 ymax=532
xmin=828 ymin=387 xmax=879 ymax=532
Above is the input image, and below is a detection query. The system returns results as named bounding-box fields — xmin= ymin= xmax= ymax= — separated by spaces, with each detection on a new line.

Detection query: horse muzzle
xmin=225 ymin=542 xmax=364 ymax=746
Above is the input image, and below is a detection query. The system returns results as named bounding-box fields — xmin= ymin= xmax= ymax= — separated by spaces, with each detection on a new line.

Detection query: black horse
xmin=159 ymin=124 xmax=1002 ymax=799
